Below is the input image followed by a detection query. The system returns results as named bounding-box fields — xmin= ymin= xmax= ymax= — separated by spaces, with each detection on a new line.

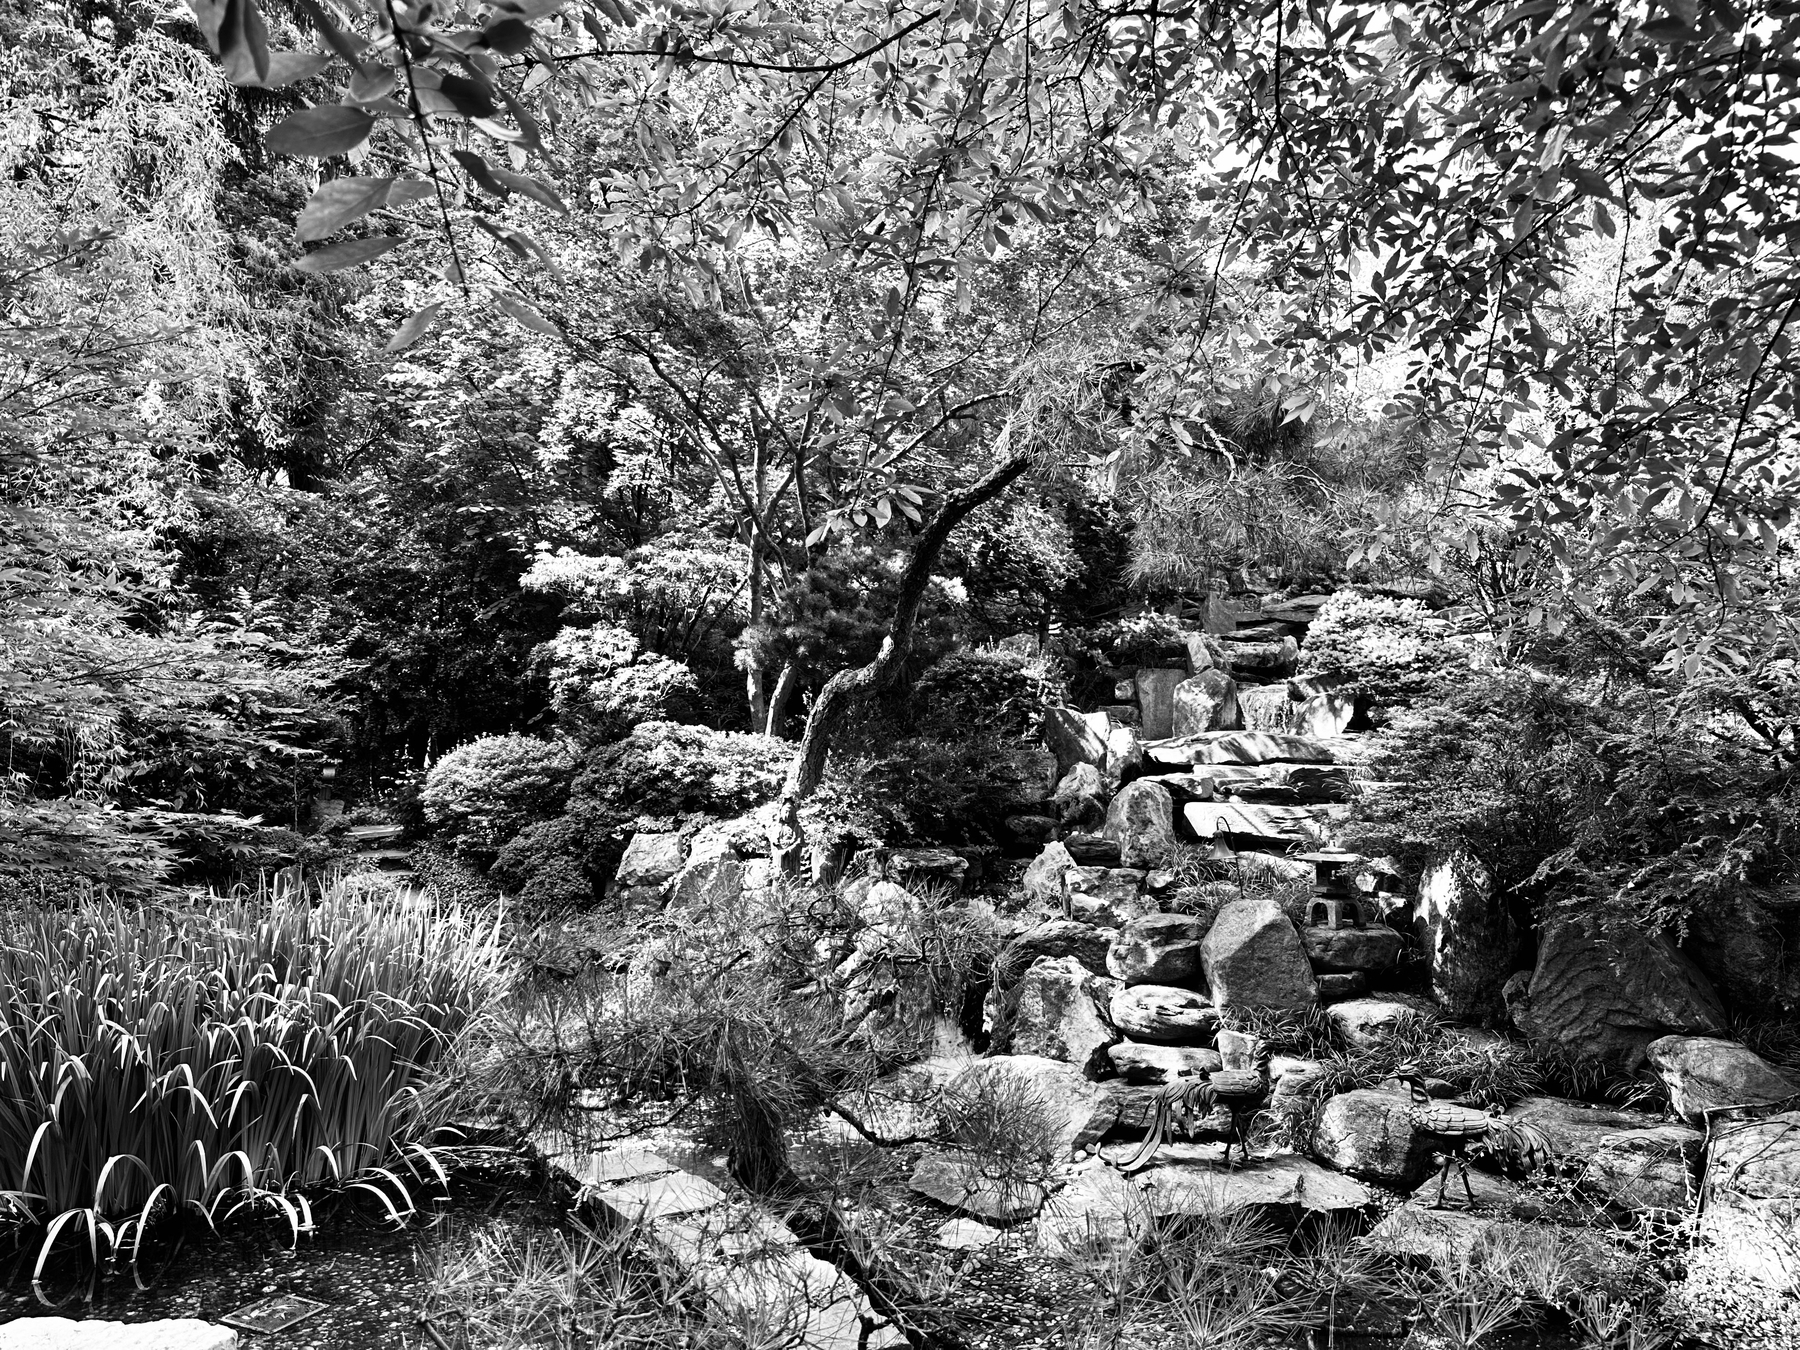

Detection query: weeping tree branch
xmin=768 ymin=444 xmax=1035 ymax=872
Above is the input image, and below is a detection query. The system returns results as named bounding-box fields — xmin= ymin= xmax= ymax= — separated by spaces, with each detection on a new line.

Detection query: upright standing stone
xmin=1009 ymin=956 xmax=1120 ymax=1075
xmin=1104 ymin=723 xmax=1146 ymax=794
xmin=1042 ymin=706 xmax=1110 ymax=776
xmin=1172 ymin=670 xmax=1241 ymax=736
xmin=1134 ymin=668 xmax=1189 ymax=740
xmin=1053 ymin=762 xmax=1108 ymax=831
xmin=1412 ymin=849 xmax=1519 ymax=1020
xmin=1103 ymin=779 xmax=1178 ymax=869
xmin=1107 ymin=913 xmax=1206 ymax=985
xmin=1200 ymin=898 xmax=1319 ymax=1012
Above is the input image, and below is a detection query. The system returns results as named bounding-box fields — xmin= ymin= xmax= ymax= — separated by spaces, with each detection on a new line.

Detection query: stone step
xmin=345 ymin=822 xmax=404 ymax=844
xmin=1144 ymin=731 xmax=1335 ymax=769
xmin=1181 ymin=801 xmax=1349 ymax=847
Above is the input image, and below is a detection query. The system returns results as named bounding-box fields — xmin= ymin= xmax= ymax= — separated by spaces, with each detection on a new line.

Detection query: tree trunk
xmin=769 ymin=450 xmax=1033 ymax=873
xmin=764 ymin=660 xmax=800 ymax=738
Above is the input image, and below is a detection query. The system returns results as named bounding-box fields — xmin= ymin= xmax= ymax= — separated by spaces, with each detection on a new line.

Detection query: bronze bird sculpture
xmin=1394 ymin=1063 xmax=1551 ymax=1208
xmin=1114 ymin=1049 xmax=1272 ymax=1173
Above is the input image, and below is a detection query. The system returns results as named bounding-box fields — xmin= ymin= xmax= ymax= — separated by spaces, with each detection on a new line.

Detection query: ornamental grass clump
xmin=0 ymin=887 xmax=506 ymax=1278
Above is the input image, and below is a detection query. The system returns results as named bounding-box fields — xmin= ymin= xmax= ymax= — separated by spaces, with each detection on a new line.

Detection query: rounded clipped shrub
xmin=420 ymin=734 xmax=578 ymax=855
xmin=1300 ymin=590 xmax=1464 ymax=701
xmin=535 ymin=624 xmax=702 ymax=742
xmin=909 ymin=649 xmax=1051 ymax=738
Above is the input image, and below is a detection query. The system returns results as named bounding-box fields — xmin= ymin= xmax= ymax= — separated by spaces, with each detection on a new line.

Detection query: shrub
xmin=534 ymin=624 xmax=702 ymax=743
xmin=0 ymin=887 xmax=505 ymax=1277
xmin=421 ymin=734 xmax=578 ymax=856
xmin=1300 ymin=590 xmax=1467 ymax=702
xmin=490 ymin=816 xmax=599 ymax=912
xmin=907 ymin=648 xmax=1056 ymax=739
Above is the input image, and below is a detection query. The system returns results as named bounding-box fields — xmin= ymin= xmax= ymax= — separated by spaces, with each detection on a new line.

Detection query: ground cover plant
xmin=0 ymin=884 xmax=506 ymax=1286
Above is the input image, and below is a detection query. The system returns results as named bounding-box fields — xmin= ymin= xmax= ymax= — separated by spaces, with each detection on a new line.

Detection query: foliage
xmin=1300 ymin=590 xmax=1472 ymax=703
xmin=906 ymin=649 xmax=1054 ymax=741
xmin=420 ymin=735 xmax=577 ymax=858
xmin=489 ymin=816 xmax=598 ymax=914
xmin=842 ymin=735 xmax=1056 ymax=848
xmin=0 ymin=885 xmax=505 ymax=1279
xmin=533 ymin=624 xmax=701 ymax=744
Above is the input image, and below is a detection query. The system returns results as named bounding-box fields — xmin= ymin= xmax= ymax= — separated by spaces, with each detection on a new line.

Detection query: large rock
xmin=1134 ymin=667 xmax=1190 ymax=740
xmin=1411 ymin=849 xmax=1520 ymax=1020
xmin=1110 ymin=984 xmax=1219 ymax=1045
xmin=1313 ymin=1089 xmax=1433 ymax=1188
xmin=1200 ymin=898 xmax=1318 ymax=1012
xmin=1063 ymin=866 xmax=1149 ymax=925
xmin=1685 ymin=890 xmax=1800 ymax=1014
xmin=992 ymin=918 xmax=1115 ymax=989
xmin=665 ymin=854 xmax=745 ymax=913
xmin=1646 ymin=1035 xmax=1800 ymax=1125
xmin=1103 ymin=724 xmax=1146 ymax=794
xmin=941 ymin=1054 xmax=1104 ymax=1156
xmin=1042 ymin=706 xmax=1110 ymax=776
xmin=1702 ymin=1111 xmax=1800 ymax=1288
xmin=1107 ymin=913 xmax=1205 ymax=985
xmin=908 ymin=1151 xmax=1048 ymax=1223
xmin=1022 ymin=841 xmax=1075 ymax=904
xmin=1326 ymin=995 xmax=1440 ymax=1050
xmin=1301 ymin=924 xmax=1404 ymax=974
xmin=1509 ymin=915 xmax=1728 ymax=1069
xmin=1052 ymin=762 xmax=1108 ymax=831
xmin=1182 ymin=802 xmax=1348 ymax=847
xmin=615 ymin=830 xmax=685 ymax=889
xmin=1502 ymin=1096 xmax=1703 ymax=1210
xmin=1010 ymin=956 xmax=1120 ymax=1073
xmin=1219 ymin=636 xmax=1299 ymax=679
xmin=1172 ymin=670 xmax=1241 ymax=736
xmin=1102 ymin=780 xmax=1178 ymax=870
xmin=1147 ymin=731 xmax=1333 ymax=767
xmin=1038 ymin=1157 xmax=1370 ymax=1257
xmin=0 ymin=1322 xmax=237 ymax=1350
xmin=1107 ymin=1042 xmax=1223 ymax=1084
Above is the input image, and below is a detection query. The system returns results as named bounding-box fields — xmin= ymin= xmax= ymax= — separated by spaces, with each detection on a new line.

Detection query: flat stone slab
xmin=590 ymin=1170 xmax=729 ymax=1223
xmin=0 ymin=1321 xmax=236 ymax=1350
xmin=1145 ymin=731 xmax=1334 ymax=767
xmin=909 ymin=1151 xmax=1050 ymax=1223
xmin=1183 ymin=802 xmax=1348 ymax=845
xmin=588 ymin=1147 xmax=681 ymax=1186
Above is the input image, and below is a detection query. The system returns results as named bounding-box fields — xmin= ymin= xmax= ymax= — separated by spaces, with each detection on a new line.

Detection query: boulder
xmin=0 ymin=1322 xmax=237 ymax=1350
xmin=941 ymin=1054 xmax=1104 ymax=1156
xmin=615 ymin=830 xmax=685 ymax=889
xmin=1367 ymin=1205 xmax=1608 ymax=1276
xmin=908 ymin=1152 xmax=1048 ymax=1223
xmin=1182 ymin=802 xmax=1348 ymax=847
xmin=1022 ymin=841 xmax=1076 ymax=904
xmin=1103 ymin=724 xmax=1146 ymax=794
xmin=1313 ymin=1089 xmax=1434 ymax=1188
xmin=1685 ymin=890 xmax=1800 ymax=1014
xmin=1268 ymin=1056 xmax=1326 ymax=1110
xmin=884 ymin=847 xmax=968 ymax=892
xmin=1219 ymin=636 xmax=1299 ymax=679
xmin=1110 ymin=984 xmax=1219 ymax=1045
xmin=1316 ymin=972 xmax=1368 ymax=1001
xmin=1646 ymin=1035 xmax=1800 ymax=1125
xmin=1010 ymin=956 xmax=1120 ymax=1073
xmin=1053 ymin=762 xmax=1108 ymax=832
xmin=665 ymin=854 xmax=745 ymax=913
xmin=1107 ymin=1042 xmax=1223 ymax=1084
xmin=1102 ymin=779 xmax=1179 ymax=870
xmin=1200 ymin=898 xmax=1318 ymax=1012
xmin=992 ymin=918 xmax=1115 ymax=989
xmin=1107 ymin=913 xmax=1206 ymax=985
xmin=1149 ymin=731 xmax=1333 ymax=767
xmin=1003 ymin=814 xmax=1058 ymax=848
xmin=1509 ymin=914 xmax=1728 ymax=1069
xmin=1064 ymin=866 xmax=1150 ymax=926
xmin=1186 ymin=631 xmax=1223 ymax=672
xmin=1583 ymin=1125 xmax=1699 ymax=1212
xmin=1042 ymin=706 xmax=1110 ymax=776
xmin=1411 ymin=849 xmax=1520 ymax=1020
xmin=1063 ymin=834 xmax=1122 ymax=866
xmin=1134 ymin=667 xmax=1190 ymax=740
xmin=1504 ymin=1097 xmax=1688 ymax=1164
xmin=1172 ymin=670 xmax=1242 ymax=736
xmin=1301 ymin=924 xmax=1404 ymax=974
xmin=1326 ymin=995 xmax=1440 ymax=1051
xmin=1701 ymin=1111 xmax=1800 ymax=1288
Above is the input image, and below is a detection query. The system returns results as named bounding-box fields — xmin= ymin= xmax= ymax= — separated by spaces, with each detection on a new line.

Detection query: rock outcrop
xmin=1200 ymin=898 xmax=1318 ymax=1012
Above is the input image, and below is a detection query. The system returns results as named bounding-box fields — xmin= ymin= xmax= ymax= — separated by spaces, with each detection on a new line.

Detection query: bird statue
xmin=1114 ymin=1075 xmax=1217 ymax=1174
xmin=1113 ymin=1048 xmax=1272 ymax=1174
xmin=1393 ymin=1063 xmax=1552 ymax=1208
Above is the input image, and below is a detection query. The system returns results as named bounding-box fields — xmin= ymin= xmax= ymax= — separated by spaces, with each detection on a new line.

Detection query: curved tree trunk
xmin=764 ymin=660 xmax=801 ymax=738
xmin=769 ymin=449 xmax=1033 ymax=873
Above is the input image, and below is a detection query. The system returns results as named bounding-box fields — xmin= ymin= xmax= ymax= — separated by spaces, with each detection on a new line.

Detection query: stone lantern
xmin=1299 ymin=847 xmax=1368 ymax=930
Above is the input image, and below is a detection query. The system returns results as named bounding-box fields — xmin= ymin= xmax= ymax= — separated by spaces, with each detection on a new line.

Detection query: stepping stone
xmin=1182 ymin=802 xmax=1348 ymax=846
xmin=0 ymin=1322 xmax=236 ymax=1350
xmin=589 ymin=1170 xmax=728 ymax=1222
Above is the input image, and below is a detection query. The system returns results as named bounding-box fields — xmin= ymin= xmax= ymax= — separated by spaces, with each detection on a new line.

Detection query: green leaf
xmin=481 ymin=18 xmax=536 ymax=54
xmin=293 ymin=236 xmax=404 ymax=273
xmin=229 ymin=51 xmax=331 ymax=88
xmin=451 ymin=150 xmax=510 ymax=197
xmin=493 ymin=292 xmax=559 ymax=336
xmin=384 ymin=302 xmax=444 ymax=353
xmin=491 ymin=168 xmax=570 ymax=214
xmin=266 ymin=106 xmax=375 ymax=158
xmin=386 ymin=180 xmax=439 ymax=207
xmin=295 ymin=177 xmax=393 ymax=242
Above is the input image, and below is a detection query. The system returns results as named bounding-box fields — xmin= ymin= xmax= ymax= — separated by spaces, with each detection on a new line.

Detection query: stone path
xmin=0 ymin=1321 xmax=235 ymax=1350
xmin=549 ymin=1142 xmax=906 ymax=1349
